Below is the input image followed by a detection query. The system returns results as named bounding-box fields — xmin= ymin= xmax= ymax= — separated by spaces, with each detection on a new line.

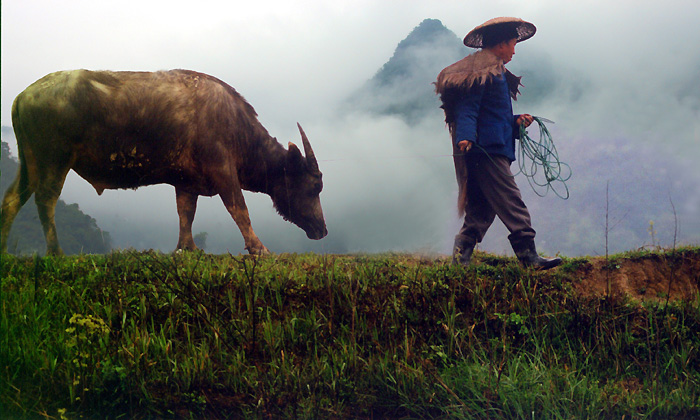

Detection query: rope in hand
xmin=516 ymin=116 xmax=571 ymax=199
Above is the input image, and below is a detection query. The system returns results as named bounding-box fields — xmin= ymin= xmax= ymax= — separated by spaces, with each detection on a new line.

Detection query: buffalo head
xmin=272 ymin=124 xmax=328 ymax=240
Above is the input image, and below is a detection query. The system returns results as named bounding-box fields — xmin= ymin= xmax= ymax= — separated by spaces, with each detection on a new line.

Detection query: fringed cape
xmin=435 ymin=49 xmax=522 ymax=217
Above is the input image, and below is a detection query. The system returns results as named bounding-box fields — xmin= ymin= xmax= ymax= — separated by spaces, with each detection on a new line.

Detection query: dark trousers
xmin=456 ymin=153 xmax=536 ymax=247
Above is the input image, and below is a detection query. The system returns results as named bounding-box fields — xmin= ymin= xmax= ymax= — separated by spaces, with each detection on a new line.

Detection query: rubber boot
xmin=511 ymin=238 xmax=562 ymax=270
xmin=452 ymin=235 xmax=475 ymax=266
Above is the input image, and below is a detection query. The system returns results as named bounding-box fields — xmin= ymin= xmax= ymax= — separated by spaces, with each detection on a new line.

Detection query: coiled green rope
xmin=517 ymin=116 xmax=571 ymax=199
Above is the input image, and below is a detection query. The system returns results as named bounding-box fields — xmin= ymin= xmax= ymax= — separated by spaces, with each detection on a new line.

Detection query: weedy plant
xmin=1 ymin=248 xmax=699 ymax=419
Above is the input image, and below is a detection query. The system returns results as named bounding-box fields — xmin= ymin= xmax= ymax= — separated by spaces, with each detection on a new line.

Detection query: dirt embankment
xmin=568 ymin=249 xmax=700 ymax=301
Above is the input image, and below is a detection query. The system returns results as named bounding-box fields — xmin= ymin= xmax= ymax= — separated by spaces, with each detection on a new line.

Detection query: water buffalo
xmin=0 ymin=69 xmax=328 ymax=255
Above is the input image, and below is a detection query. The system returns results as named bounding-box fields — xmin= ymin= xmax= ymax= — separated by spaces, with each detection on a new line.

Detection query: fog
xmin=2 ymin=0 xmax=699 ymax=256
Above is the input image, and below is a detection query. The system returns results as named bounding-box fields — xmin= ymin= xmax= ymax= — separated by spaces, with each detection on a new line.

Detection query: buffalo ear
xmin=287 ymin=142 xmax=305 ymax=172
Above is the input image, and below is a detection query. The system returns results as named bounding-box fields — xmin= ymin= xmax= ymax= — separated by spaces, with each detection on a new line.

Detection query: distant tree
xmin=1 ymin=138 xmax=112 ymax=255
xmin=194 ymin=232 xmax=208 ymax=251
xmin=1 ymin=141 xmax=17 ymax=190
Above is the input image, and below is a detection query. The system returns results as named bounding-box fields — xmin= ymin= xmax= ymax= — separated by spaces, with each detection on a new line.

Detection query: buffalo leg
xmin=34 ymin=168 xmax=69 ymax=256
xmin=175 ymin=188 xmax=198 ymax=251
xmin=220 ymin=189 xmax=269 ymax=255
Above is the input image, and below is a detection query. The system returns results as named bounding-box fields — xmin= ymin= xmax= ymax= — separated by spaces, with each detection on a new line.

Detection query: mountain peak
xmin=343 ymin=19 xmax=466 ymax=123
xmin=395 ymin=18 xmax=455 ymax=51
xmin=373 ymin=19 xmax=464 ymax=86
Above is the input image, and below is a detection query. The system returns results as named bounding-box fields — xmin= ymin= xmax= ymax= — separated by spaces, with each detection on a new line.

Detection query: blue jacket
xmin=454 ymin=72 xmax=520 ymax=162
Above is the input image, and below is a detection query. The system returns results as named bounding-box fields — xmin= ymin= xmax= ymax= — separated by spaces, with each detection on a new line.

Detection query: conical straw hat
xmin=463 ymin=17 xmax=536 ymax=48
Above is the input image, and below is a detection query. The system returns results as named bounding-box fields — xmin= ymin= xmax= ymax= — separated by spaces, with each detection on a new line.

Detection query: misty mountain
xmin=343 ymin=19 xmax=569 ymax=124
xmin=343 ymin=19 xmax=463 ymax=123
xmin=1 ymin=130 xmax=112 ymax=255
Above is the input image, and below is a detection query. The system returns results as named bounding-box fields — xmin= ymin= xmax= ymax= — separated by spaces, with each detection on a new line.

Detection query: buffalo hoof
xmin=247 ymin=244 xmax=270 ymax=256
xmin=46 ymin=247 xmax=65 ymax=257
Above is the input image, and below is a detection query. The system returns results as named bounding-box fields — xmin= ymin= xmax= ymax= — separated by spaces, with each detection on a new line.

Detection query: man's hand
xmin=516 ymin=114 xmax=534 ymax=127
xmin=458 ymin=140 xmax=473 ymax=153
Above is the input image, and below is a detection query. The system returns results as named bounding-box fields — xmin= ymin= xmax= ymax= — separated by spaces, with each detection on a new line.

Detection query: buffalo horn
xmin=297 ymin=123 xmax=319 ymax=174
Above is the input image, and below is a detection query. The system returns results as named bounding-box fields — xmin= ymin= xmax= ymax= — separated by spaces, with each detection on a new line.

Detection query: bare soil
xmin=568 ymin=249 xmax=700 ymax=301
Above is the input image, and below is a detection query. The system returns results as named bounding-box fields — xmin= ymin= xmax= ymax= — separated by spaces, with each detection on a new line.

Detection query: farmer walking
xmin=435 ymin=17 xmax=562 ymax=270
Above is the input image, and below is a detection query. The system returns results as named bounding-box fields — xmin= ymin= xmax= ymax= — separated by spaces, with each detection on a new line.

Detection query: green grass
xmin=1 ymin=249 xmax=699 ymax=419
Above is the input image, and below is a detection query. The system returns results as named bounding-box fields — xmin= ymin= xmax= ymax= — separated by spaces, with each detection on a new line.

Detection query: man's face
xmin=493 ymin=38 xmax=518 ymax=64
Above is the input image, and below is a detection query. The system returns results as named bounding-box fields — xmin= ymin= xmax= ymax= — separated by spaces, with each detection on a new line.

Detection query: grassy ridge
xmin=1 ymin=250 xmax=699 ymax=419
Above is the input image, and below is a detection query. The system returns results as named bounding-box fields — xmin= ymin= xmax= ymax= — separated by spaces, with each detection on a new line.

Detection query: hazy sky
xmin=3 ymin=0 xmax=700 ymax=129
xmin=2 ymin=0 xmax=699 ymax=255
